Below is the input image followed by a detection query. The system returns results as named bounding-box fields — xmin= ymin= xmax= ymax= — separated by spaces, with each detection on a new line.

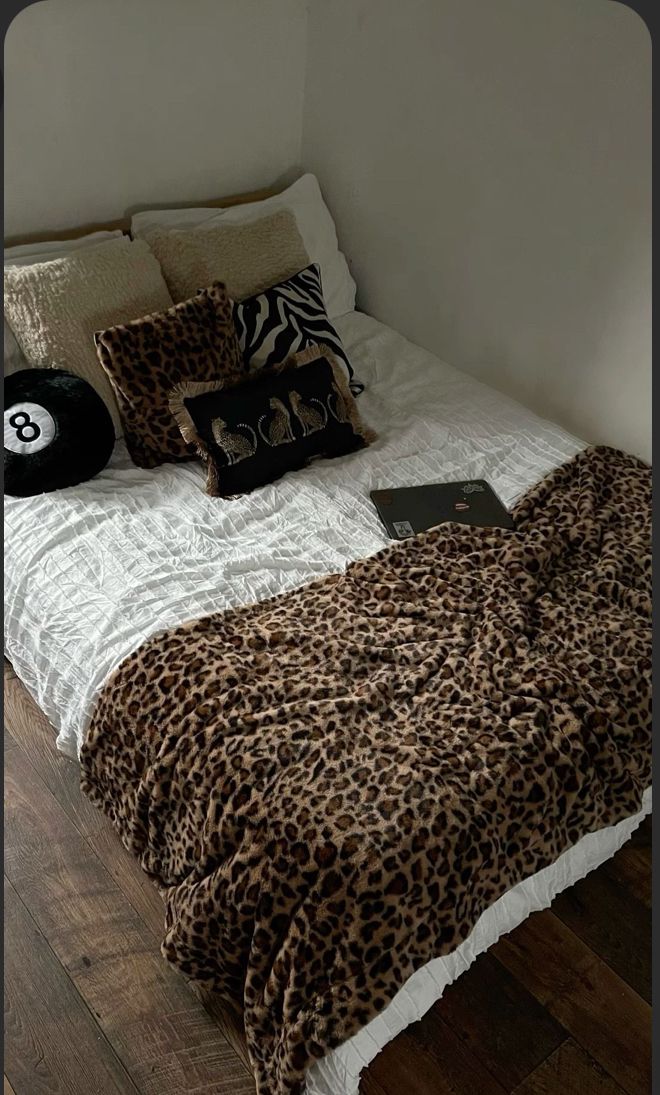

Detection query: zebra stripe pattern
xmin=233 ymin=263 xmax=363 ymax=394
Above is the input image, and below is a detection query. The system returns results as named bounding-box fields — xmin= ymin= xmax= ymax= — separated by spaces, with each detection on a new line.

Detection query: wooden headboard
xmin=4 ymin=185 xmax=281 ymax=249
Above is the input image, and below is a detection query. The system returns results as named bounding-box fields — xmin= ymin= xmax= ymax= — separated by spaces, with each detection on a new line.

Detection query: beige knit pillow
xmin=3 ymin=237 xmax=173 ymax=435
xmin=145 ymin=209 xmax=309 ymax=304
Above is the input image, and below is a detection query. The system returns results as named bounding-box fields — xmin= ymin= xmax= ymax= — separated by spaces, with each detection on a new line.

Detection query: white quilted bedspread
xmin=4 ymin=309 xmax=583 ymax=759
xmin=10 ymin=309 xmax=638 ymax=1095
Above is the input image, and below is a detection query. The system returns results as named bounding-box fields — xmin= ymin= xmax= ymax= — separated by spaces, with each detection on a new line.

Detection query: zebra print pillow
xmin=232 ymin=264 xmax=363 ymax=395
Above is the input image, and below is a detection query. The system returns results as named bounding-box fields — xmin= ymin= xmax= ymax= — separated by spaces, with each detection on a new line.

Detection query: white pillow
xmin=4 ymin=230 xmax=125 ymax=376
xmin=4 ymin=229 xmax=125 ymax=265
xmin=131 ymin=174 xmax=356 ymax=320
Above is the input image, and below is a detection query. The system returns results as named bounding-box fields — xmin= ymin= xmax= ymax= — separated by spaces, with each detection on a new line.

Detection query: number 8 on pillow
xmin=4 ymin=369 xmax=115 ymax=497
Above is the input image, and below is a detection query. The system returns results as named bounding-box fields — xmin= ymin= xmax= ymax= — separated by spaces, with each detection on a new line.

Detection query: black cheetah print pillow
xmin=95 ymin=281 xmax=246 ymax=468
xmin=169 ymin=344 xmax=376 ymax=498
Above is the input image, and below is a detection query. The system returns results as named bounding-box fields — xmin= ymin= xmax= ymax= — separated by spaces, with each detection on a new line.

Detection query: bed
xmin=4 ymin=305 xmax=651 ymax=1095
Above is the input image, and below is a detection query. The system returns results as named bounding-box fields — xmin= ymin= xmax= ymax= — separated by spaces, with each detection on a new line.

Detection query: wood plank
xmin=4 ymin=669 xmax=253 ymax=1076
xmin=4 ymin=667 xmax=113 ymax=839
xmin=4 ymin=670 xmax=166 ymax=936
xmin=552 ymin=866 xmax=651 ymax=1001
xmin=359 ymin=1072 xmax=388 ymax=1095
xmin=493 ymin=910 xmax=593 ymax=1005
xmin=436 ymin=951 xmax=565 ymax=1088
xmin=4 ymin=877 xmax=138 ymax=1095
xmin=369 ymin=1009 xmax=507 ymax=1095
xmin=628 ymin=815 xmax=651 ymax=851
xmin=493 ymin=911 xmax=651 ymax=1095
xmin=511 ymin=1038 xmax=628 ymax=1095
xmin=602 ymin=843 xmax=651 ymax=909
xmin=4 ymin=185 xmax=281 ymax=247
xmin=4 ymin=733 xmax=256 ymax=1094
xmin=193 ymin=989 xmax=254 ymax=1078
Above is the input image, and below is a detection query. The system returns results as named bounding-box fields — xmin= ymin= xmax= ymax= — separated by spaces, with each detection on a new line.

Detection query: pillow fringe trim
xmin=168 ymin=380 xmax=227 ymax=495
xmin=168 ymin=379 xmax=228 ymax=445
xmin=288 ymin=343 xmax=377 ymax=446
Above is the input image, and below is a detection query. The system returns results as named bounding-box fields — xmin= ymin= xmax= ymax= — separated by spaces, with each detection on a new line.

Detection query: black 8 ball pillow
xmin=4 ymin=368 xmax=115 ymax=497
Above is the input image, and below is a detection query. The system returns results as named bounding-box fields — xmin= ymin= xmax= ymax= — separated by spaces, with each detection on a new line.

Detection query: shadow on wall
xmin=3 ymin=0 xmax=308 ymax=240
xmin=301 ymin=0 xmax=651 ymax=460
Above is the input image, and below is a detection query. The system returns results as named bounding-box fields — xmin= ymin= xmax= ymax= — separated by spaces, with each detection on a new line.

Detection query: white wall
xmin=302 ymin=0 xmax=651 ymax=460
xmin=4 ymin=0 xmax=651 ymax=458
xmin=4 ymin=0 xmax=307 ymax=238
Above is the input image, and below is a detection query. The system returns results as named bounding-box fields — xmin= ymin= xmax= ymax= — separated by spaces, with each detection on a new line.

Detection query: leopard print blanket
xmin=80 ymin=445 xmax=651 ymax=1095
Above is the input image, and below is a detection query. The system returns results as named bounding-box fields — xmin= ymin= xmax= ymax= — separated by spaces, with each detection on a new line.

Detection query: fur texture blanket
xmin=80 ymin=445 xmax=652 ymax=1095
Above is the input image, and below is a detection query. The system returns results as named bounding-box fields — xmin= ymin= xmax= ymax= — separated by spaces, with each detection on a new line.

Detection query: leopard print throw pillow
xmin=95 ymin=281 xmax=246 ymax=468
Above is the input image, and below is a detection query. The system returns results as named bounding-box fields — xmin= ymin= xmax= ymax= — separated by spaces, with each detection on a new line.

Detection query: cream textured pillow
xmin=3 ymin=237 xmax=173 ymax=435
xmin=4 ymin=230 xmax=126 ymax=378
xmin=131 ymin=173 xmax=356 ymax=319
xmin=145 ymin=209 xmax=309 ymax=304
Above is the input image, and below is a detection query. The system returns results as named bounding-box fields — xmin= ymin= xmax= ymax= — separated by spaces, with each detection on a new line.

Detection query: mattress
xmin=6 ymin=309 xmax=647 ymax=1094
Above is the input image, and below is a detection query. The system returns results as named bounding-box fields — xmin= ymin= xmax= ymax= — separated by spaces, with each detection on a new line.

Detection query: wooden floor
xmin=4 ymin=662 xmax=651 ymax=1095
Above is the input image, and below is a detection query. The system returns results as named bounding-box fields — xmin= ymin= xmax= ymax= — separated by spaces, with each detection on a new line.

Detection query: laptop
xmin=370 ymin=479 xmax=514 ymax=539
